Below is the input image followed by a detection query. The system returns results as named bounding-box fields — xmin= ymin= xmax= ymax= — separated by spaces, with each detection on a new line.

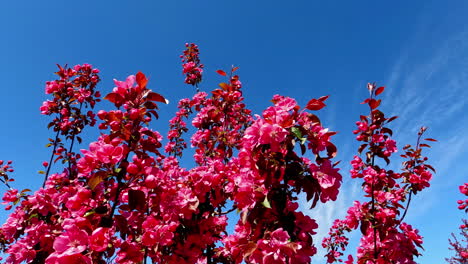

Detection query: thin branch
xmin=399 ymin=191 xmax=412 ymax=224
xmin=42 ymin=129 xmax=60 ymax=187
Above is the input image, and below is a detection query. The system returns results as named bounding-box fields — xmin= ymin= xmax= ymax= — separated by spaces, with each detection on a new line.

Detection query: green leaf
xmin=28 ymin=213 xmax=39 ymax=220
xmin=84 ymin=210 xmax=95 ymax=217
xmin=20 ymin=189 xmax=31 ymax=194
xmin=261 ymin=196 xmax=271 ymax=209
xmin=291 ymin=127 xmax=302 ymax=139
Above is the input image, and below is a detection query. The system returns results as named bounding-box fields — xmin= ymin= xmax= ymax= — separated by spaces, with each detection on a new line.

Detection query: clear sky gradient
xmin=0 ymin=1 xmax=467 ymax=263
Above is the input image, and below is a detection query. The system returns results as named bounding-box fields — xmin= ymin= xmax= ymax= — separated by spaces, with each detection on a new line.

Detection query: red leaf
xmin=219 ymin=83 xmax=230 ymax=91
xmin=144 ymin=101 xmax=157 ymax=110
xmin=302 ymin=178 xmax=320 ymax=209
xmin=212 ymin=89 xmax=223 ymax=96
xmin=147 ymin=92 xmax=169 ymax=104
xmin=425 ymin=164 xmax=436 ymax=172
xmin=327 ymin=143 xmax=337 ymax=158
xmin=114 ymin=215 xmax=128 ymax=235
xmin=381 ymin=127 xmax=393 ymax=136
xmin=88 ymin=172 xmax=106 ymax=190
xmin=358 ymin=144 xmax=368 ymax=154
xmin=128 ymin=189 xmax=146 ymax=211
xmin=369 ymin=99 xmax=381 ymax=109
xmin=360 ymin=220 xmax=369 ymax=235
xmin=318 ymin=95 xmax=330 ymax=102
xmin=306 ymin=99 xmax=326 ymax=111
xmin=424 ymin=138 xmax=437 ymax=142
xmin=216 ymin=70 xmax=227 ymax=76
xmin=361 ymin=98 xmax=370 ymax=104
xmin=136 ymin=72 xmax=148 ymax=88
xmin=148 ymin=110 xmax=159 ymax=119
xmin=232 ymin=66 xmax=239 ymax=72
xmin=242 ymin=243 xmax=257 ymax=258
xmin=104 ymin=93 xmax=119 ymax=104
xmin=384 ymin=156 xmax=390 ymax=165
xmin=300 ymin=144 xmax=306 ymax=155
xmin=375 ymin=86 xmax=385 ymax=96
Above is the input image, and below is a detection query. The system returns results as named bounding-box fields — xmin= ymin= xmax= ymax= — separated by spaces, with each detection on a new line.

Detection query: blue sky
xmin=0 ymin=1 xmax=467 ymax=263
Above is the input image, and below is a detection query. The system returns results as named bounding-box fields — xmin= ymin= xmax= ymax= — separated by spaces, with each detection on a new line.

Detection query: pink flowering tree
xmin=0 ymin=44 xmax=346 ymax=264
xmin=446 ymin=183 xmax=468 ymax=263
xmin=322 ymin=84 xmax=436 ymax=264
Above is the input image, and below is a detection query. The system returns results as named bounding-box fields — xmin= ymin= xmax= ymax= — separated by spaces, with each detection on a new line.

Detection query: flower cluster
xmin=0 ymin=71 xmax=170 ymax=263
xmin=161 ymin=66 xmax=253 ymax=263
xmin=457 ymin=183 xmax=468 ymax=212
xmin=323 ymin=84 xmax=435 ymax=264
xmin=40 ymin=64 xmax=100 ymax=135
xmin=0 ymin=160 xmax=14 ymax=188
xmin=165 ymin=98 xmax=193 ymax=157
xmin=446 ymin=183 xmax=468 ymax=263
xmin=221 ymin=93 xmax=342 ymax=263
xmin=181 ymin=43 xmax=204 ymax=87
xmin=0 ymin=160 xmax=29 ymax=212
xmin=39 ymin=64 xmax=101 ymax=183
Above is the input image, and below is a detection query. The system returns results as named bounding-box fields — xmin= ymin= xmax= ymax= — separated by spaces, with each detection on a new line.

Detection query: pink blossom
xmin=356 ymin=121 xmax=368 ymax=132
xmin=372 ymin=133 xmax=384 ymax=143
xmin=115 ymin=241 xmax=144 ymax=263
xmin=65 ymin=187 xmax=91 ymax=212
xmin=89 ymin=227 xmax=110 ymax=252
xmin=46 ymin=253 xmax=92 ymax=264
xmin=385 ymin=139 xmax=397 ymax=154
xmin=96 ymin=143 xmax=125 ymax=164
xmin=2 ymin=189 xmax=18 ymax=204
xmin=113 ymin=75 xmax=136 ymax=91
xmin=53 ymin=226 xmax=89 ymax=256
xmin=45 ymin=81 xmax=60 ymax=94
xmin=310 ymin=160 xmax=342 ymax=202
xmin=40 ymin=100 xmax=56 ymax=115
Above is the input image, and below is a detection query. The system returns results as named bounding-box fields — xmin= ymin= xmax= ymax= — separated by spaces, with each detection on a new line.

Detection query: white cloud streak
xmin=302 ymin=25 xmax=468 ymax=264
xmin=384 ymin=30 xmax=468 ymax=143
xmin=302 ymin=176 xmax=361 ymax=263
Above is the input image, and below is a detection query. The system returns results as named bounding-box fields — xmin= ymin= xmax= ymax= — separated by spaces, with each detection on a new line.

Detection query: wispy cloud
xmin=302 ymin=177 xmax=361 ymax=263
xmin=303 ymin=24 xmax=468 ymax=263
xmin=383 ymin=30 xmax=468 ymax=142
xmin=378 ymin=26 xmax=468 ymax=246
